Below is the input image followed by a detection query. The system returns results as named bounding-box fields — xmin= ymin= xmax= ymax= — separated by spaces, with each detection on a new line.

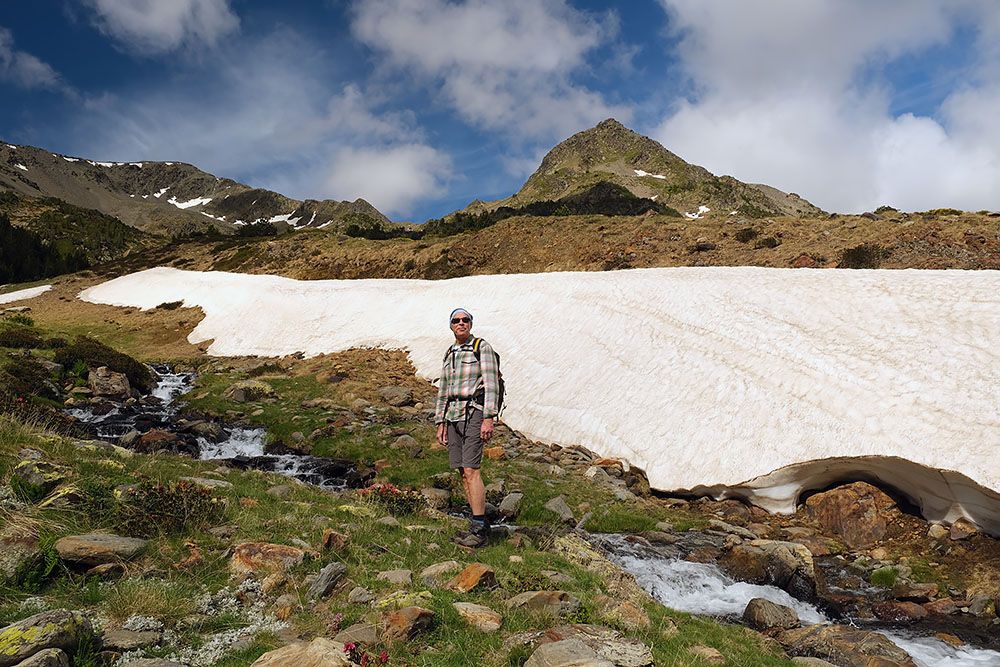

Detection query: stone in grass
xmin=419 ymin=560 xmax=461 ymax=587
xmin=321 ymin=529 xmax=349 ymax=552
xmin=379 ymin=386 xmax=413 ymax=407
xmin=376 ymin=516 xmax=401 ymax=528
xmin=523 ymin=638 xmax=613 ymax=667
xmin=13 ymin=649 xmax=70 ymax=667
xmin=101 ymin=629 xmax=163 ymax=651
xmin=688 ymin=645 xmax=725 ymax=664
xmin=229 ymin=542 xmax=308 ymax=577
xmin=377 ymin=569 xmax=412 ymax=585
xmin=178 ymin=477 xmax=232 ymax=491
xmin=499 ymin=492 xmax=524 ymax=519
xmin=592 ymin=594 xmax=650 ymax=630
xmin=307 ymin=562 xmax=348 ymax=600
xmin=506 ymin=591 xmax=581 ymax=617
xmin=334 ymin=622 xmax=379 ymax=644
xmin=743 ymin=597 xmax=799 ymax=631
xmin=420 ymin=487 xmax=450 ymax=510
xmin=543 ymin=496 xmax=575 ymax=524
xmin=0 ymin=535 xmax=41 ymax=583
xmin=539 ymin=624 xmax=654 ymax=667
xmin=453 ymin=602 xmax=502 ymax=633
xmin=383 ymin=606 xmax=435 ymax=641
xmin=445 ymin=563 xmax=497 ymax=593
xmin=348 ymin=586 xmax=375 ymax=604
xmin=0 ymin=610 xmax=95 ymax=667
xmin=119 ymin=660 xmax=186 ymax=667
xmin=250 ymin=637 xmax=351 ymax=667
xmin=54 ymin=534 xmax=147 ymax=567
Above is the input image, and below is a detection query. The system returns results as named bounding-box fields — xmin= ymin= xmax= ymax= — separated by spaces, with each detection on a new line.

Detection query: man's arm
xmin=478 ymin=340 xmax=500 ymax=419
xmin=433 ymin=354 xmax=449 ymax=424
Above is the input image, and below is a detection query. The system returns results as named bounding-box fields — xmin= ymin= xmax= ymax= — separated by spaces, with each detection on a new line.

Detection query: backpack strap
xmin=472 ymin=337 xmax=482 ymax=360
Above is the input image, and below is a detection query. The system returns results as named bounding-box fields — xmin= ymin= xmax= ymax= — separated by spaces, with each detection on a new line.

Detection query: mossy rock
xmin=10 ymin=461 xmax=70 ymax=504
xmin=223 ymin=379 xmax=276 ymax=403
xmin=0 ymin=609 xmax=95 ymax=666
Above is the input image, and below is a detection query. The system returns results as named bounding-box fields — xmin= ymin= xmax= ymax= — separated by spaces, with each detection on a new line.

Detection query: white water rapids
xmin=604 ymin=538 xmax=1000 ymax=666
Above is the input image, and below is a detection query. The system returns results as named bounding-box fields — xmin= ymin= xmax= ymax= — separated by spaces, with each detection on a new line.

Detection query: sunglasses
xmin=450 ymin=317 xmax=471 ymax=324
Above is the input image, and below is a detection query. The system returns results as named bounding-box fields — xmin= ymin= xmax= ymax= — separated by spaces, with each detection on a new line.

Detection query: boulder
xmin=229 ymin=542 xmax=308 ymax=577
xmin=804 ymin=482 xmax=900 ymax=548
xmin=88 ymin=367 xmax=130 ymax=399
xmin=445 ymin=563 xmax=497 ymax=593
xmin=55 ymin=534 xmax=147 ymax=567
xmin=0 ymin=610 xmax=95 ymax=667
xmin=720 ymin=540 xmax=817 ymax=600
xmin=11 ymin=649 xmax=69 ymax=667
xmin=307 ymin=562 xmax=347 ymax=600
xmin=949 ymin=518 xmax=978 ymax=540
xmin=250 ymin=638 xmax=351 ymax=667
xmin=778 ymin=625 xmax=917 ymax=667
xmin=383 ymin=606 xmax=435 ymax=641
xmin=506 ymin=591 xmax=581 ymax=617
xmin=453 ymin=602 xmax=502 ymax=632
xmin=379 ymin=386 xmax=413 ymax=407
xmin=543 ymin=496 xmax=575 ymax=524
xmin=742 ymin=598 xmax=799 ymax=631
xmin=523 ymin=638 xmax=613 ymax=667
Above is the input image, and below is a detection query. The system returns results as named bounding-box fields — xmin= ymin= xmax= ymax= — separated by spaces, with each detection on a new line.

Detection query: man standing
xmin=434 ymin=307 xmax=500 ymax=548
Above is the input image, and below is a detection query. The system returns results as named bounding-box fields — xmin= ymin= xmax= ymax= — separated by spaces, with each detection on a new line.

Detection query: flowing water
xmin=596 ymin=535 xmax=1000 ymax=667
xmin=66 ymin=367 xmax=368 ymax=490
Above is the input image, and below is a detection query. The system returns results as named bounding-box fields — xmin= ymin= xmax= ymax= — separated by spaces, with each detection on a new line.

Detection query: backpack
xmin=444 ymin=337 xmax=506 ymax=417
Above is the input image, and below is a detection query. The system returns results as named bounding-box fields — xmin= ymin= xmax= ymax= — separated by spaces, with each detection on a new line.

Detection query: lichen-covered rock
xmin=0 ymin=610 xmax=95 ymax=667
xmin=0 ymin=535 xmax=41 ymax=584
xmin=223 ymin=380 xmax=275 ymax=403
xmin=54 ymin=534 xmax=147 ymax=567
xmin=11 ymin=461 xmax=68 ymax=502
xmin=11 ymin=648 xmax=69 ymax=667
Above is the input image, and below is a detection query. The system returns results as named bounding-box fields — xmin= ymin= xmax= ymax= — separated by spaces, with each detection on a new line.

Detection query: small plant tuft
xmin=156 ymin=301 xmax=183 ymax=310
xmin=735 ymin=227 xmax=759 ymax=243
xmin=54 ymin=336 xmax=153 ymax=392
xmin=839 ymin=243 xmax=890 ymax=269
xmin=357 ymin=482 xmax=425 ymax=515
xmin=753 ymin=236 xmax=780 ymax=249
xmin=870 ymin=566 xmax=899 ymax=588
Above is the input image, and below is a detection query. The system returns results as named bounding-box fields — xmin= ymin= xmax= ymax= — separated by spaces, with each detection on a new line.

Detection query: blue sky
xmin=2 ymin=1 xmax=1000 ymax=221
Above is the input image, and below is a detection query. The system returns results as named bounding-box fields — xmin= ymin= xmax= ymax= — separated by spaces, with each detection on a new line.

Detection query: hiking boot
xmin=453 ymin=520 xmax=490 ymax=548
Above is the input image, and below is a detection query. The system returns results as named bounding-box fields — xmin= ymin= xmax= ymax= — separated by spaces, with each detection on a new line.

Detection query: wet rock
xmin=55 ymin=534 xmax=147 ymax=567
xmin=250 ymin=638 xmax=351 ymax=666
xmin=453 ymin=602 xmax=502 ymax=632
xmin=12 ymin=649 xmax=69 ymax=667
xmin=523 ymin=638 xmax=612 ymax=667
xmin=134 ymin=429 xmax=197 ymax=457
xmin=949 ymin=518 xmax=978 ymax=540
xmin=923 ymin=598 xmax=960 ymax=615
xmin=188 ymin=421 xmax=224 ymax=442
xmin=307 ymin=562 xmax=347 ymax=600
xmin=544 ymin=495 xmax=575 ymax=524
xmin=891 ymin=582 xmax=938 ymax=603
xmin=778 ymin=625 xmax=917 ymax=667
xmin=379 ymin=386 xmax=413 ymax=407
xmin=872 ymin=601 xmax=928 ymax=622
xmin=506 ymin=591 xmax=581 ymax=617
xmin=804 ymin=481 xmax=900 ymax=548
xmin=446 ymin=563 xmax=496 ymax=593
xmin=743 ymin=598 xmax=799 ymax=631
xmin=420 ymin=560 xmax=461 ymax=587
xmin=229 ymin=542 xmax=308 ymax=577
xmin=383 ymin=606 xmax=435 ymax=641
xmin=720 ymin=540 xmax=817 ymax=600
xmin=0 ymin=609 xmax=95 ymax=667
xmin=88 ymin=367 xmax=130 ymax=398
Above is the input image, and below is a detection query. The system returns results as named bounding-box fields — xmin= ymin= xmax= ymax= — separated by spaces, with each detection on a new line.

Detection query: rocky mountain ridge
xmin=463 ymin=119 xmax=824 ymax=220
xmin=0 ymin=142 xmax=390 ymax=236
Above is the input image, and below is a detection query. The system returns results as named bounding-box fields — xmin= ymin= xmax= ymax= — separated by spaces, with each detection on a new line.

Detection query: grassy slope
xmin=0 ymin=314 xmax=794 ymax=666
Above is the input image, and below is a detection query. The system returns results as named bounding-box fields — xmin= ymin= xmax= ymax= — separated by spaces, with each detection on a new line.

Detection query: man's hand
xmin=481 ymin=418 xmax=494 ymax=442
xmin=436 ymin=422 xmax=448 ymax=446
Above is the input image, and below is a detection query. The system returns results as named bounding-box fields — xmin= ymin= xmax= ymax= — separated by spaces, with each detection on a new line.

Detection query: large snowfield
xmin=80 ymin=266 xmax=1000 ymax=533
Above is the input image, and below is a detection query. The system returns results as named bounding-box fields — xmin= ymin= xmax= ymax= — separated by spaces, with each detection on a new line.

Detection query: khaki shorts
xmin=447 ymin=408 xmax=484 ymax=469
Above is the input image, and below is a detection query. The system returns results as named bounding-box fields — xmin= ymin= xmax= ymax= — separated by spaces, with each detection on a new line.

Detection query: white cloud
xmin=67 ymin=31 xmax=448 ymax=218
xmin=351 ymin=0 xmax=631 ymax=140
xmin=654 ymin=1 xmax=1000 ymax=212
xmin=324 ymin=144 xmax=452 ymax=217
xmin=0 ymin=27 xmax=73 ymax=94
xmin=83 ymin=0 xmax=239 ymax=54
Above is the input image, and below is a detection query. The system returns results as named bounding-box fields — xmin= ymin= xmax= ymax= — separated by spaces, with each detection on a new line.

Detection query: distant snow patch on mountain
xmin=634 ymin=169 xmax=667 ymax=179
xmin=154 ymin=187 xmax=170 ymax=198
xmin=685 ymin=205 xmax=711 ymax=219
xmin=168 ymin=196 xmax=212 ymax=209
xmin=14 ymin=164 xmax=27 ymax=171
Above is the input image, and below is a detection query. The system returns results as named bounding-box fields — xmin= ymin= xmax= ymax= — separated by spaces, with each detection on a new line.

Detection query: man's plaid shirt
xmin=434 ymin=337 xmax=500 ymax=423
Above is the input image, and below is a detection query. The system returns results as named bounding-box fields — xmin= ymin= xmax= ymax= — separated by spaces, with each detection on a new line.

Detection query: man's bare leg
xmin=463 ymin=467 xmax=486 ymax=516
